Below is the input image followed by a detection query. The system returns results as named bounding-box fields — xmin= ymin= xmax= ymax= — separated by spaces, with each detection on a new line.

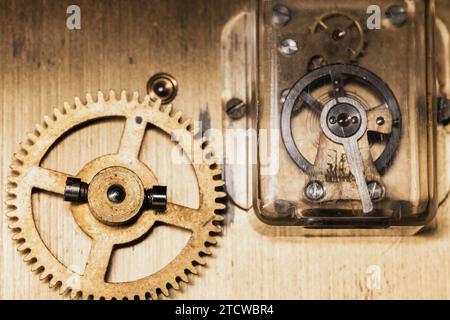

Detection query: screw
xmin=279 ymin=38 xmax=299 ymax=55
xmin=147 ymin=73 xmax=178 ymax=104
xmin=304 ymin=181 xmax=325 ymax=201
xmin=376 ymin=117 xmax=385 ymax=126
xmin=368 ymin=181 xmax=384 ymax=201
xmin=274 ymin=199 xmax=295 ymax=216
xmin=272 ymin=4 xmax=291 ymax=27
xmin=329 ymin=116 xmax=337 ymax=124
xmin=225 ymin=98 xmax=247 ymax=120
xmin=351 ymin=116 xmax=359 ymax=124
xmin=385 ymin=4 xmax=408 ymax=26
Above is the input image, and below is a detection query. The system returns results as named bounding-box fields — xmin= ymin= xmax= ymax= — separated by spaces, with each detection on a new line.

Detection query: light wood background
xmin=1 ymin=0 xmax=450 ymax=300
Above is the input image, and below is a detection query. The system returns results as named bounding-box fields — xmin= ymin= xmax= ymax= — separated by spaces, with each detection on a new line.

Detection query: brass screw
xmin=147 ymin=73 xmax=178 ymax=104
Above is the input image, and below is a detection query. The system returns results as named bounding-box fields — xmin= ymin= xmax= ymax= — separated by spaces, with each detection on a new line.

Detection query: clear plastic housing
xmin=253 ymin=0 xmax=437 ymax=235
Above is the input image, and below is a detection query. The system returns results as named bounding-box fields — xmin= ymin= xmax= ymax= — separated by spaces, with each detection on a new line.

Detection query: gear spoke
xmin=31 ymin=167 xmax=72 ymax=195
xmin=299 ymin=91 xmax=323 ymax=114
xmin=152 ymin=203 xmax=205 ymax=231
xmin=118 ymin=115 xmax=147 ymax=158
xmin=83 ymin=240 xmax=114 ymax=281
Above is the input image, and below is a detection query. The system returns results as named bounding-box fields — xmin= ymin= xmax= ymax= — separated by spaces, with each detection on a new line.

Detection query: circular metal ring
xmin=281 ymin=64 xmax=401 ymax=175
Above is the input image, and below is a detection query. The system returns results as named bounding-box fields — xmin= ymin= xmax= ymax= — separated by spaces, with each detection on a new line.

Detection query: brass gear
xmin=5 ymin=91 xmax=226 ymax=300
xmin=308 ymin=11 xmax=367 ymax=69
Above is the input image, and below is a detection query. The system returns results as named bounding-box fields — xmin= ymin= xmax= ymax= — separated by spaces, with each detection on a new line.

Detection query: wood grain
xmin=1 ymin=0 xmax=450 ymax=300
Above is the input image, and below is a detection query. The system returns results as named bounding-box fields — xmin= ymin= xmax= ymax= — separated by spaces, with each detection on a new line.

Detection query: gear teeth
xmin=109 ymin=90 xmax=117 ymax=102
xmin=209 ymin=224 xmax=222 ymax=233
xmin=186 ymin=264 xmax=198 ymax=275
xmin=163 ymin=103 xmax=172 ymax=114
xmin=181 ymin=118 xmax=192 ymax=130
xmin=7 ymin=178 xmax=18 ymax=188
xmin=39 ymin=271 xmax=51 ymax=281
xmin=11 ymin=233 xmax=24 ymax=241
xmin=5 ymin=198 xmax=17 ymax=207
xmin=35 ymin=123 xmax=45 ymax=135
xmin=97 ymin=91 xmax=105 ymax=103
xmin=120 ymin=90 xmax=128 ymax=102
xmin=214 ymin=180 xmax=225 ymax=187
xmin=6 ymin=209 xmax=18 ymax=219
xmin=20 ymin=140 xmax=32 ymax=151
xmin=24 ymin=252 xmax=35 ymax=263
xmin=48 ymin=277 xmax=60 ymax=289
xmin=215 ymin=192 xmax=227 ymax=199
xmin=53 ymin=108 xmax=64 ymax=119
xmin=43 ymin=115 xmax=53 ymax=127
xmin=31 ymin=263 xmax=44 ymax=273
xmin=132 ymin=91 xmax=140 ymax=102
xmin=215 ymin=203 xmax=226 ymax=211
xmin=147 ymin=290 xmax=157 ymax=300
xmin=14 ymin=152 xmax=26 ymax=163
xmin=17 ymin=243 xmax=29 ymax=252
xmin=172 ymin=111 xmax=183 ymax=122
xmin=154 ymin=99 xmax=162 ymax=109
xmin=170 ymin=280 xmax=180 ymax=290
xmin=206 ymin=237 xmax=218 ymax=245
xmin=59 ymin=285 xmax=69 ymax=296
xmin=160 ymin=285 xmax=170 ymax=297
xmin=201 ymin=247 xmax=212 ymax=256
xmin=195 ymin=257 xmax=207 ymax=266
xmin=8 ymin=222 xmax=20 ymax=231
xmin=86 ymin=93 xmax=94 ymax=104
xmin=9 ymin=163 xmax=22 ymax=174
xmin=179 ymin=273 xmax=189 ymax=283
xmin=26 ymin=132 xmax=38 ymax=144
xmin=70 ymin=290 xmax=81 ymax=300
xmin=199 ymin=137 xmax=208 ymax=148
xmin=205 ymin=156 xmax=217 ymax=166
xmin=64 ymin=102 xmax=73 ymax=113
xmin=74 ymin=97 xmax=84 ymax=108
xmin=213 ymin=215 xmax=225 ymax=222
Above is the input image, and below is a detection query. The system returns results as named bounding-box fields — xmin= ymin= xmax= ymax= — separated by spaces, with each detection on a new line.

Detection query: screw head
xmin=305 ymin=181 xmax=325 ymax=201
xmin=272 ymin=4 xmax=291 ymax=26
xmin=385 ymin=4 xmax=408 ymax=26
xmin=368 ymin=181 xmax=384 ymax=201
xmin=225 ymin=98 xmax=247 ymax=120
xmin=376 ymin=117 xmax=385 ymax=126
xmin=279 ymin=38 xmax=299 ymax=55
xmin=147 ymin=73 xmax=178 ymax=104
xmin=274 ymin=199 xmax=295 ymax=216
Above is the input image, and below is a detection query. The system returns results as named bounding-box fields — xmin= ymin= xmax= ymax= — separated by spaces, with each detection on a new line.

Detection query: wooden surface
xmin=1 ymin=0 xmax=450 ymax=300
